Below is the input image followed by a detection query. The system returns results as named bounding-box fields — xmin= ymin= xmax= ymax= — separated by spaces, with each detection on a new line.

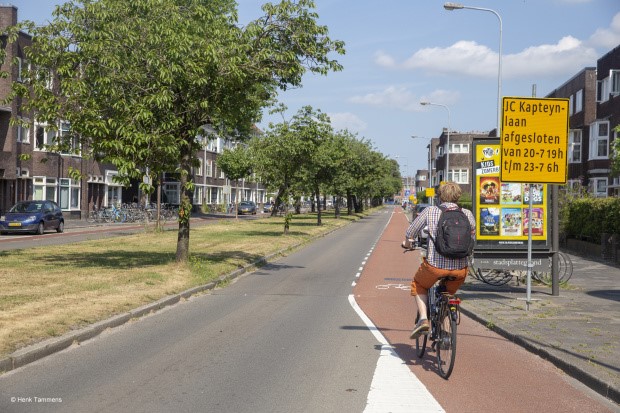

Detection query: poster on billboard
xmin=473 ymin=139 xmax=549 ymax=250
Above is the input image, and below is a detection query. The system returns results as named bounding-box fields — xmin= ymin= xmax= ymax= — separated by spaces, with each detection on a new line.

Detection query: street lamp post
xmin=444 ymin=2 xmax=503 ymax=135
xmin=420 ymin=101 xmax=451 ymax=182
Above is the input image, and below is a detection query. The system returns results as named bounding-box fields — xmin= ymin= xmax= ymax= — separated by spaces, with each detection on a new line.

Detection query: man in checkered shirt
xmin=405 ymin=182 xmax=476 ymax=339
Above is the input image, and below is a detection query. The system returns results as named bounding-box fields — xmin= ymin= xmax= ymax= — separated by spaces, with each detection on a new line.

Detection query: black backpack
xmin=428 ymin=205 xmax=474 ymax=259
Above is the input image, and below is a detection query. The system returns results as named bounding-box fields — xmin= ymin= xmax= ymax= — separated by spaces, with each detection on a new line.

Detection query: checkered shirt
xmin=406 ymin=202 xmax=476 ymax=270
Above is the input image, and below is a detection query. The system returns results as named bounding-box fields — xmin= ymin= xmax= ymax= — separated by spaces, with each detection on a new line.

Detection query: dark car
xmin=237 ymin=201 xmax=257 ymax=215
xmin=0 ymin=200 xmax=65 ymax=235
xmin=262 ymin=202 xmax=274 ymax=213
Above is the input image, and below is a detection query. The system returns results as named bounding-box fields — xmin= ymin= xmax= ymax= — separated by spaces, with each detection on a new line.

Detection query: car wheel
xmin=36 ymin=222 xmax=44 ymax=235
xmin=57 ymin=221 xmax=64 ymax=233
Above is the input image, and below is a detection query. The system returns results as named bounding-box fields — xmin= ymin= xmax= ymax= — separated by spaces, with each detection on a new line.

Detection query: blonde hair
xmin=438 ymin=182 xmax=462 ymax=203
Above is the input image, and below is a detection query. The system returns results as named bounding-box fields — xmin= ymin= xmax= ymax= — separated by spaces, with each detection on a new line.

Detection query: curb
xmin=459 ymin=305 xmax=620 ymax=405
xmin=0 ymin=215 xmax=349 ymax=374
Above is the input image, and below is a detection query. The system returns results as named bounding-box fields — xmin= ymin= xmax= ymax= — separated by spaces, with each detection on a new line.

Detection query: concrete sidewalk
xmin=458 ymin=252 xmax=620 ymax=404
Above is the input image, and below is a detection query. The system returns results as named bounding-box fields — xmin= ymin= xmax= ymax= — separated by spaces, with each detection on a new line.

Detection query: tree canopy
xmin=2 ymin=0 xmax=345 ymax=261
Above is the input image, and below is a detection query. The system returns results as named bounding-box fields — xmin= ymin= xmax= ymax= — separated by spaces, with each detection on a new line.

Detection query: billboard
xmin=473 ymin=140 xmax=549 ymax=250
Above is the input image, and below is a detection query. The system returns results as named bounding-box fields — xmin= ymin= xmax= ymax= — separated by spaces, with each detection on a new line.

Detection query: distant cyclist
xmin=404 ymin=182 xmax=476 ymax=339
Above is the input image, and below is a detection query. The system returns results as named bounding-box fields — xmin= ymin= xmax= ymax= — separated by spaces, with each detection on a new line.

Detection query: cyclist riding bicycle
xmin=404 ymin=182 xmax=476 ymax=339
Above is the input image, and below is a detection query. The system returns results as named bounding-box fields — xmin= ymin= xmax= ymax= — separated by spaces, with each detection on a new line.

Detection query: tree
xmin=2 ymin=0 xmax=344 ymax=262
xmin=217 ymin=145 xmax=253 ymax=218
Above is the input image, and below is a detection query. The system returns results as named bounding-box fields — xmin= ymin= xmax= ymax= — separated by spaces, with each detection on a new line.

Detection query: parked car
xmin=262 ymin=202 xmax=274 ymax=213
xmin=237 ymin=201 xmax=257 ymax=215
xmin=0 ymin=200 xmax=65 ymax=235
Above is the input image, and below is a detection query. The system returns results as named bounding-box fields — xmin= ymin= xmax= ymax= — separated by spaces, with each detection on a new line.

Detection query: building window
xmin=59 ymin=121 xmax=80 ymax=155
xmin=163 ymin=183 xmax=180 ymax=205
xmin=194 ymin=158 xmax=203 ymax=177
xmin=589 ymin=121 xmax=609 ymax=159
xmin=569 ymin=95 xmax=574 ymax=116
xmin=574 ymin=89 xmax=583 ymax=113
xmin=206 ymin=159 xmax=213 ymax=177
xmin=591 ymin=178 xmax=607 ymax=197
xmin=450 ymin=143 xmax=469 ymax=154
xmin=16 ymin=118 xmax=30 ymax=143
xmin=597 ymin=78 xmax=609 ymax=102
xmin=34 ymin=123 xmax=58 ymax=151
xmin=569 ymin=129 xmax=582 ymax=163
xmin=612 ymin=70 xmax=620 ymax=96
xmin=33 ymin=177 xmax=57 ymax=201
xmin=59 ymin=178 xmax=80 ymax=210
xmin=449 ymin=169 xmax=468 ymax=184
xmin=193 ymin=185 xmax=204 ymax=205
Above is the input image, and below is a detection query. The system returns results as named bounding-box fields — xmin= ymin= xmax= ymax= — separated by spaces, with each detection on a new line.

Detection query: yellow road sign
xmin=500 ymin=97 xmax=569 ymax=184
xmin=426 ymin=188 xmax=435 ymax=197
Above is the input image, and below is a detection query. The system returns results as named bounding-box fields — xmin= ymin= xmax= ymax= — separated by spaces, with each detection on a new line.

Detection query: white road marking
xmin=348 ymin=294 xmax=445 ymax=413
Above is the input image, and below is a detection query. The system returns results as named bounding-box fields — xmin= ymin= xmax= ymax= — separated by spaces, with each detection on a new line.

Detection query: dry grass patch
xmin=0 ymin=209 xmax=371 ymax=358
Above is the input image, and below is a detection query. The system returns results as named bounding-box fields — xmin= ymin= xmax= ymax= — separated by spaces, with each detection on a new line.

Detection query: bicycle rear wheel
xmin=436 ymin=305 xmax=457 ymax=379
xmin=478 ymin=269 xmax=513 ymax=286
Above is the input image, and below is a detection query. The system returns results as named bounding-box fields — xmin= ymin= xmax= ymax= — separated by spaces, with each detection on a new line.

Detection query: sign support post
xmin=500 ymin=96 xmax=569 ymax=309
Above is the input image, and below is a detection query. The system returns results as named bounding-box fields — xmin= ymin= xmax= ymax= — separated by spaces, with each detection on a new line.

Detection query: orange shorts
xmin=410 ymin=259 xmax=467 ymax=296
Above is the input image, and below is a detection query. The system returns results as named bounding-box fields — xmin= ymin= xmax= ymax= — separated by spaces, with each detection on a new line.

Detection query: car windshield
xmin=10 ymin=202 xmax=44 ymax=213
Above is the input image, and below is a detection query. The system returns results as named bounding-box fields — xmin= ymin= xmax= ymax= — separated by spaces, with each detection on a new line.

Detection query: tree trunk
xmin=315 ymin=187 xmax=322 ymax=226
xmin=347 ymin=192 xmax=353 ymax=216
xmin=335 ymin=195 xmax=341 ymax=219
xmin=175 ymin=152 xmax=192 ymax=262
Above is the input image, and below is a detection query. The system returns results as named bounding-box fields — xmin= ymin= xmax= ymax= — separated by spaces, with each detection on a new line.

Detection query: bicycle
xmin=415 ymin=276 xmax=461 ymax=379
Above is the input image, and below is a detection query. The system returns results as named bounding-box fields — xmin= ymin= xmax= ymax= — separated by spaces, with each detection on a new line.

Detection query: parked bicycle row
xmin=86 ymin=203 xmax=179 ymax=224
xmin=467 ymin=252 xmax=574 ymax=287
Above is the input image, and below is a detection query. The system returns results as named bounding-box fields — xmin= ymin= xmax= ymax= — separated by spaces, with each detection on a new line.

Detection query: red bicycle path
xmin=353 ymin=207 xmax=616 ymax=413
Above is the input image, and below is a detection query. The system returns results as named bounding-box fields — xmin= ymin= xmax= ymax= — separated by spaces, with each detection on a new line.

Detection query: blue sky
xmin=9 ymin=0 xmax=620 ymax=176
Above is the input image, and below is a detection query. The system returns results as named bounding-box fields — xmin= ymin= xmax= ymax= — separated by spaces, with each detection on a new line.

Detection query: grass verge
xmin=0 ymin=208 xmax=376 ymax=359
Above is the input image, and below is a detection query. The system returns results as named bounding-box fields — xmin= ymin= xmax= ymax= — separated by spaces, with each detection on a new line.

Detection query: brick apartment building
xmin=546 ymin=44 xmax=620 ymax=197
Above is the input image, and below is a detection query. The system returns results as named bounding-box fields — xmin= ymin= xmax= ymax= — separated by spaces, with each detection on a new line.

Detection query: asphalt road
xmin=0 ymin=213 xmax=389 ymax=413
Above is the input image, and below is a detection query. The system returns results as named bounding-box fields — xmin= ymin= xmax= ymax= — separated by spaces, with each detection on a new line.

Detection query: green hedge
xmin=565 ymin=198 xmax=620 ymax=240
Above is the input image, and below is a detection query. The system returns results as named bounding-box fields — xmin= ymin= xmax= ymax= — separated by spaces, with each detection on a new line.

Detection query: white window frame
xmin=16 ymin=118 xmax=30 ymax=143
xmin=591 ymin=177 xmax=608 ymax=198
xmin=206 ymin=159 xmax=213 ymax=177
xmin=194 ymin=158 xmax=203 ymax=177
xmin=450 ymin=143 xmax=469 ymax=154
xmin=569 ymin=94 xmax=574 ymax=116
xmin=59 ymin=121 xmax=81 ymax=155
xmin=597 ymin=78 xmax=609 ymax=102
xmin=589 ymin=121 xmax=609 ymax=160
xmin=33 ymin=176 xmax=57 ymax=202
xmin=448 ymin=169 xmax=468 ymax=184
xmin=569 ymin=129 xmax=582 ymax=163
xmin=34 ymin=123 xmax=57 ymax=151
xmin=611 ymin=69 xmax=620 ymax=96
xmin=59 ymin=178 xmax=81 ymax=211
xmin=574 ymin=89 xmax=583 ymax=113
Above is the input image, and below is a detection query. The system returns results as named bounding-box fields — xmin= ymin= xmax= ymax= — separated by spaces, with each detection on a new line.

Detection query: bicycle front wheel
xmin=436 ymin=306 xmax=457 ymax=379
xmin=415 ymin=314 xmax=428 ymax=358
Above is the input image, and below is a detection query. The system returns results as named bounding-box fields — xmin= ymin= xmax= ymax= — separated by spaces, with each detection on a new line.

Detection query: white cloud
xmin=382 ymin=35 xmax=598 ymax=79
xmin=374 ymin=50 xmax=397 ymax=68
xmin=349 ymin=86 xmax=422 ymax=112
xmin=505 ymin=36 xmax=598 ymax=77
xmin=402 ymin=40 xmax=499 ymax=77
xmin=588 ymin=12 xmax=620 ymax=49
xmin=349 ymin=86 xmax=460 ymax=112
xmin=328 ymin=112 xmax=367 ymax=132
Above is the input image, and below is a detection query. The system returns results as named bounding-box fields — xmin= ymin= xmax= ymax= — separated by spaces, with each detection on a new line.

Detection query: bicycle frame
xmin=415 ymin=280 xmax=460 ymax=379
